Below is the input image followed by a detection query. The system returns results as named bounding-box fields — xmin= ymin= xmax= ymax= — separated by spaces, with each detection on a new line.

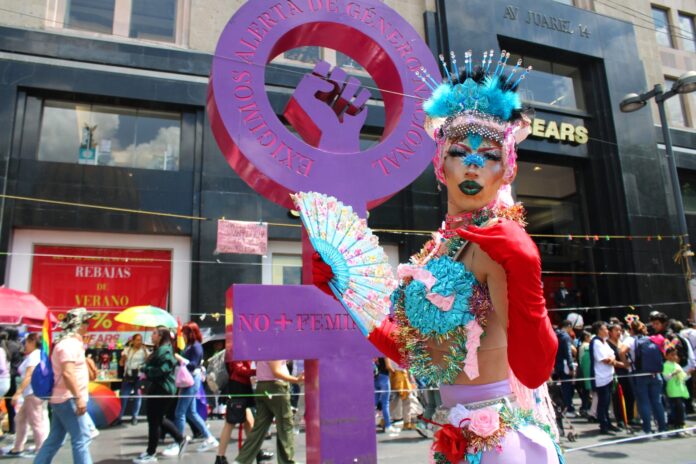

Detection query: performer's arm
xmin=457 ymin=219 xmax=558 ymax=388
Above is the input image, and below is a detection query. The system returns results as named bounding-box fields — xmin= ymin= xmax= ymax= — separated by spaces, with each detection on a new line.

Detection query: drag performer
xmin=312 ymin=50 xmax=561 ymax=463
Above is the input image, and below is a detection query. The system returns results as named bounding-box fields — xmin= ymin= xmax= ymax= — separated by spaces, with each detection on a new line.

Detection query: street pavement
xmin=0 ymin=412 xmax=694 ymax=463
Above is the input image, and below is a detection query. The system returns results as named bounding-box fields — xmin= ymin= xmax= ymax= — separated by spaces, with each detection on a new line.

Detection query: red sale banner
xmin=31 ymin=245 xmax=172 ymax=336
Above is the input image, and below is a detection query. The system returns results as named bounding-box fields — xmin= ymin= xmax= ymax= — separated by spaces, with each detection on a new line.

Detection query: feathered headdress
xmin=418 ymin=50 xmax=534 ymax=202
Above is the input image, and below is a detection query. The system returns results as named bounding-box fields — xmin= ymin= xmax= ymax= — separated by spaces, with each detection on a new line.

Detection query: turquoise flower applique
xmin=403 ymin=256 xmax=477 ymax=335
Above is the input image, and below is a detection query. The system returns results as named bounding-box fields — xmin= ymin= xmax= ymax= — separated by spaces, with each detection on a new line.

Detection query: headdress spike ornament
xmin=482 ymin=50 xmax=488 ymax=71
xmin=439 ymin=54 xmax=453 ymax=84
xmin=486 ymin=49 xmax=495 ymax=73
xmin=415 ymin=70 xmax=437 ymax=91
xmin=466 ymin=49 xmax=473 ymax=78
xmin=492 ymin=49 xmax=506 ymax=77
xmin=505 ymin=59 xmax=523 ymax=86
xmin=512 ymin=66 xmax=532 ymax=89
xmin=419 ymin=66 xmax=440 ymax=88
xmin=449 ymin=51 xmax=459 ymax=82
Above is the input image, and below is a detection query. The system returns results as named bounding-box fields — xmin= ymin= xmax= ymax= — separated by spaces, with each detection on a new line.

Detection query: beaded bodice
xmin=393 ymin=233 xmax=493 ymax=386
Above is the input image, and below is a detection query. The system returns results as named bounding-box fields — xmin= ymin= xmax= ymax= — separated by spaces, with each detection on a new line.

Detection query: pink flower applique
xmin=468 ymin=407 xmax=500 ymax=438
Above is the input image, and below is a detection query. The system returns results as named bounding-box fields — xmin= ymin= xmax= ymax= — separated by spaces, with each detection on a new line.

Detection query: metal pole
xmin=655 ymin=85 xmax=695 ymax=310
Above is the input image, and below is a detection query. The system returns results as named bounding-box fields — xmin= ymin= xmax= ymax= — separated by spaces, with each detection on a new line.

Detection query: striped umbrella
xmin=115 ymin=305 xmax=177 ymax=329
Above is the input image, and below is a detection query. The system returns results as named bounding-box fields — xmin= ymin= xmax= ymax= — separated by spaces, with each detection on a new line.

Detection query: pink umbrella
xmin=0 ymin=286 xmax=52 ymax=329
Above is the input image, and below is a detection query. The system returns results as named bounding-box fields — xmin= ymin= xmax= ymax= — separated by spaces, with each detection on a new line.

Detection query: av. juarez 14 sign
xmin=208 ymin=1 xmax=439 ymax=462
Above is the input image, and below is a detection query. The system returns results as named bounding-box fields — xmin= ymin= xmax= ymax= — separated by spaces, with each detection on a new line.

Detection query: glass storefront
xmin=508 ymin=54 xmax=585 ymax=111
xmin=515 ymin=161 xmax=590 ymax=314
xmin=38 ymin=100 xmax=181 ymax=171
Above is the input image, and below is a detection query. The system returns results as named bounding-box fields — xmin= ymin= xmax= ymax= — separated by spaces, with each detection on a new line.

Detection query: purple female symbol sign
xmin=208 ymin=0 xmax=439 ymax=211
xmin=208 ymin=1 xmax=440 ymax=462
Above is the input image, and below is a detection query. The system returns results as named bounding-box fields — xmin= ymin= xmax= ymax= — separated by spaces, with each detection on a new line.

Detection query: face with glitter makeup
xmin=442 ymin=135 xmax=514 ymax=214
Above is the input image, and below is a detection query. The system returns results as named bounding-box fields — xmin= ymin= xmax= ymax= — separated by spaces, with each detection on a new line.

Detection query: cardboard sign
xmin=215 ymin=220 xmax=268 ymax=255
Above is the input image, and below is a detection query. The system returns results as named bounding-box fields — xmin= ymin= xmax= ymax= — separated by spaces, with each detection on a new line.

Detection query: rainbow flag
xmin=176 ymin=317 xmax=185 ymax=351
xmin=32 ymin=314 xmax=54 ymax=400
xmin=40 ymin=317 xmax=52 ymax=361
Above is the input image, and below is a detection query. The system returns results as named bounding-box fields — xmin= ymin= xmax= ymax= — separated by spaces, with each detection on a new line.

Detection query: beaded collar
xmin=443 ymin=203 xmax=527 ymax=238
xmin=444 ymin=207 xmax=498 ymax=229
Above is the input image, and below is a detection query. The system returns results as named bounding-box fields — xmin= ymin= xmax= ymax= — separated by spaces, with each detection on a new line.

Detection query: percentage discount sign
xmin=91 ymin=313 xmax=113 ymax=330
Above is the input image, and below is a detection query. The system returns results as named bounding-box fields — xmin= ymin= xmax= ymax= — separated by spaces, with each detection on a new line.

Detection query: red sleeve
xmin=367 ymin=317 xmax=405 ymax=366
xmin=457 ymin=219 xmax=557 ymax=388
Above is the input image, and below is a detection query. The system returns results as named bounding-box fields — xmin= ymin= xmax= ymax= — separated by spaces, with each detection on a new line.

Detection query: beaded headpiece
xmin=418 ymin=50 xmax=534 ymax=199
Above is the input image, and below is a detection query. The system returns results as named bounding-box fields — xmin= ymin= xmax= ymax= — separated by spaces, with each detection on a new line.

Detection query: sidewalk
xmin=0 ymin=412 xmax=693 ymax=463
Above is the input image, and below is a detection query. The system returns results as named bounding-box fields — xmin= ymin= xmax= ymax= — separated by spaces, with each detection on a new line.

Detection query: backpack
xmin=635 ymin=336 xmax=664 ymax=374
xmin=205 ymin=350 xmax=228 ymax=393
xmin=30 ymin=353 xmax=54 ymax=400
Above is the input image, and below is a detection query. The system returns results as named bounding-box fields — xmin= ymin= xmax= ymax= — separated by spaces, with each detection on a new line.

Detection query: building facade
xmin=0 ymin=0 xmax=691 ymax=342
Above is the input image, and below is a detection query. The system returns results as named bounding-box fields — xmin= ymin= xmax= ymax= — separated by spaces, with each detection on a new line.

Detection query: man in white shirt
xmin=591 ymin=321 xmax=621 ymax=435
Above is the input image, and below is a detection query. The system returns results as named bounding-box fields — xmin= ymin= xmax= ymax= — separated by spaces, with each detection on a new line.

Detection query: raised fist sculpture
xmin=284 ymin=61 xmax=372 ymax=154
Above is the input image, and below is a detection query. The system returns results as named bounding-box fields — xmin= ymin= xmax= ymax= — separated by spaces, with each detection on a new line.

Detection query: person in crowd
xmin=589 ymin=321 xmax=620 ymax=435
xmin=389 ymin=363 xmax=422 ymax=432
xmin=554 ymin=281 xmax=575 ymax=309
xmin=374 ymin=357 xmax=398 ymax=435
xmin=116 ymin=334 xmax=149 ymax=426
xmin=662 ymin=345 xmax=690 ymax=437
xmin=669 ymin=320 xmax=696 ymax=373
xmin=170 ymin=322 xmax=218 ymax=454
xmin=0 ymin=332 xmax=11 ymax=406
xmin=576 ymin=330 xmax=593 ymax=417
xmin=554 ymin=320 xmax=577 ymax=417
xmin=680 ymin=320 xmax=696 ymax=413
xmin=3 ymin=333 xmax=48 ymax=457
xmin=607 ymin=323 xmax=633 ymax=428
xmin=414 ymin=375 xmax=441 ymax=439
xmin=34 ymin=308 xmax=94 ymax=464
xmin=213 ymin=361 xmax=273 ymax=464
xmin=631 ymin=319 xmax=668 ymax=436
xmin=232 ymin=360 xmax=303 ymax=464
xmin=134 ymin=326 xmax=188 ymax=464
xmin=96 ymin=352 xmax=111 ymax=371
xmin=290 ymin=360 xmax=305 ymax=434
xmin=2 ymin=328 xmax=23 ymax=436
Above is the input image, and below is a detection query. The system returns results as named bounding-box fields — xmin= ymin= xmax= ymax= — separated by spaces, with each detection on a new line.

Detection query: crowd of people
xmin=552 ymin=311 xmax=695 ymax=438
xmin=0 ymin=305 xmax=693 ymax=462
xmin=0 ymin=308 xmax=306 ymax=464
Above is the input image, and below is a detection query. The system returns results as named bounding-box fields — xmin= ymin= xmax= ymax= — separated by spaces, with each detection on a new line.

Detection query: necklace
xmin=444 ymin=203 xmax=527 ymax=236
xmin=444 ymin=207 xmax=496 ymax=229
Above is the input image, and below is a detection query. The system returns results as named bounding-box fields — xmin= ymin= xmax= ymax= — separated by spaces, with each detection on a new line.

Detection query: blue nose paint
xmin=462 ymin=153 xmax=485 ymax=168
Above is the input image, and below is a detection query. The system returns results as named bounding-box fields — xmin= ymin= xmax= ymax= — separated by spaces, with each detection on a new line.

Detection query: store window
xmin=129 ymin=0 xmax=178 ymax=42
xmin=652 ymin=6 xmax=674 ymax=48
xmin=276 ymin=47 xmax=366 ymax=72
xmin=38 ymin=100 xmax=181 ymax=171
xmin=508 ymin=54 xmax=585 ymax=111
xmin=54 ymin=0 xmax=186 ymax=44
xmin=682 ymin=171 xmax=696 ymax=214
xmin=665 ymin=77 xmax=688 ymax=127
xmin=680 ymin=170 xmax=696 ymax=245
xmin=66 ymin=0 xmax=115 ymax=34
xmin=679 ymin=13 xmax=696 ymax=52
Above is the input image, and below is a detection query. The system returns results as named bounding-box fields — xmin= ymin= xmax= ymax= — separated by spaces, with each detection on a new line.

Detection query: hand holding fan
xmin=291 ymin=191 xmax=398 ymax=336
